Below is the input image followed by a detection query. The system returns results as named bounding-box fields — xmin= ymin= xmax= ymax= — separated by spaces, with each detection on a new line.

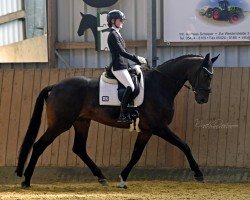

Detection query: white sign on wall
xmin=164 ymin=0 xmax=250 ymax=42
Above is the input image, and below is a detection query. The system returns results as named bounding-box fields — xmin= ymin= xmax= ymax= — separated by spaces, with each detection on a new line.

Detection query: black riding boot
xmin=118 ymin=86 xmax=133 ymax=123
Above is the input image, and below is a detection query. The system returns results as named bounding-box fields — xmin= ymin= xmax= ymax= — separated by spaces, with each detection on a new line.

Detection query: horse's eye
xmin=204 ymin=73 xmax=212 ymax=79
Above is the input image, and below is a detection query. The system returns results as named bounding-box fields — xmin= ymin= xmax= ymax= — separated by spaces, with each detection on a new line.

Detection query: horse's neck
xmin=170 ymin=58 xmax=204 ymax=98
xmin=167 ymin=75 xmax=187 ymax=99
xmin=147 ymin=57 xmax=203 ymax=106
xmin=160 ymin=62 xmax=188 ymax=98
xmin=144 ymin=71 xmax=183 ymax=106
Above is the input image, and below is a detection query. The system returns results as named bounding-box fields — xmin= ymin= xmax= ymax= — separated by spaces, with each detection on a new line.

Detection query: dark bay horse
xmin=16 ymin=53 xmax=219 ymax=188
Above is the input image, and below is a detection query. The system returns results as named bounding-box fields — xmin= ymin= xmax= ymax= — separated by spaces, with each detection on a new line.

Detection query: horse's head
xmin=78 ymin=13 xmax=97 ymax=37
xmin=188 ymin=53 xmax=219 ymax=104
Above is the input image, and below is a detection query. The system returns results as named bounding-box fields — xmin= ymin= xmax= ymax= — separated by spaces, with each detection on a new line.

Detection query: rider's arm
xmin=109 ymin=33 xmax=141 ymax=64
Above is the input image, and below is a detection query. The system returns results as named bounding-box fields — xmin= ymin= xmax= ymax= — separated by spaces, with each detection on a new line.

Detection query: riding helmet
xmin=107 ymin=10 xmax=126 ymax=27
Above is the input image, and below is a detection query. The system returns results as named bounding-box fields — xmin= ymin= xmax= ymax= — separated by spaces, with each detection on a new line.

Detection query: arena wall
xmin=0 ymin=68 xmax=249 ymax=168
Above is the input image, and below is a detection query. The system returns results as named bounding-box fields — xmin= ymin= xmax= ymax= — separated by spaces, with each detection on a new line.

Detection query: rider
xmin=107 ymin=9 xmax=147 ymax=123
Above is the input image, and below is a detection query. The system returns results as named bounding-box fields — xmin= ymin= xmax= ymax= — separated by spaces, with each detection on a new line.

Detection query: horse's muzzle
xmin=195 ymin=93 xmax=209 ymax=104
xmin=197 ymin=98 xmax=208 ymax=104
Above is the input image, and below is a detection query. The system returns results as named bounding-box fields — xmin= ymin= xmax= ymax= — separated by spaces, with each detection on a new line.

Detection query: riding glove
xmin=137 ymin=56 xmax=147 ymax=64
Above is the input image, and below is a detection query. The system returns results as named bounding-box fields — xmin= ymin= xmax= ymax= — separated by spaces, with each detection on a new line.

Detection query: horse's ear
xmin=80 ymin=12 xmax=84 ymax=18
xmin=202 ymin=53 xmax=210 ymax=67
xmin=204 ymin=53 xmax=210 ymax=62
xmin=211 ymin=54 xmax=220 ymax=63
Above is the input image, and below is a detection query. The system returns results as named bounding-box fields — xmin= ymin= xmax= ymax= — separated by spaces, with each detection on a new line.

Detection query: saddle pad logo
xmin=102 ymin=96 xmax=109 ymax=102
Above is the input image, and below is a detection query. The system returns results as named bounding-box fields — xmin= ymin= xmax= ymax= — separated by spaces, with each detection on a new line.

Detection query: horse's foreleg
xmin=22 ymin=126 xmax=66 ymax=188
xmin=72 ymin=119 xmax=107 ymax=185
xmin=155 ymin=126 xmax=203 ymax=181
xmin=119 ymin=131 xmax=152 ymax=188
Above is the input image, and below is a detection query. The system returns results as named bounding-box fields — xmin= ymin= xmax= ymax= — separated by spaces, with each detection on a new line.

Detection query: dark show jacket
xmin=108 ymin=28 xmax=140 ymax=71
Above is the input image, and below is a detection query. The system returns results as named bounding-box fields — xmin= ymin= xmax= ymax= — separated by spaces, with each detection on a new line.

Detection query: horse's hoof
xmin=117 ymin=185 xmax=128 ymax=189
xmin=118 ymin=175 xmax=127 ymax=189
xmin=21 ymin=181 xmax=30 ymax=188
xmin=194 ymin=172 xmax=204 ymax=182
xmin=15 ymin=169 xmax=23 ymax=177
xmin=98 ymin=178 xmax=108 ymax=186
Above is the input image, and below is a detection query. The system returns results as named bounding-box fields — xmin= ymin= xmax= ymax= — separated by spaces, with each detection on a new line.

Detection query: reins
xmin=151 ymin=67 xmax=192 ymax=90
xmin=151 ymin=63 xmax=213 ymax=93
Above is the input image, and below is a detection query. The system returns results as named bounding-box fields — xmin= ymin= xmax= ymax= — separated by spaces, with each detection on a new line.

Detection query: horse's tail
xmin=15 ymin=85 xmax=53 ymax=177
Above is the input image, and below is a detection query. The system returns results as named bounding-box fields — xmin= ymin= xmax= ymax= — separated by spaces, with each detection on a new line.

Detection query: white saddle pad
xmin=99 ymin=72 xmax=144 ymax=107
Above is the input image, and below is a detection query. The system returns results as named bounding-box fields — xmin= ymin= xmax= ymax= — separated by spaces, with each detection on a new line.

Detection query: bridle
xmin=190 ymin=65 xmax=213 ymax=94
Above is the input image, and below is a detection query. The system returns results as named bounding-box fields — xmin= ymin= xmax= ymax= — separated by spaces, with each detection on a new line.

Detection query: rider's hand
xmin=132 ymin=65 xmax=142 ymax=75
xmin=137 ymin=56 xmax=147 ymax=64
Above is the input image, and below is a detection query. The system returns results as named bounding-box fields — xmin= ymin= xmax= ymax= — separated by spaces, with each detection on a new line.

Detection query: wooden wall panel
xmin=237 ymin=68 xmax=249 ymax=167
xmin=0 ymin=70 xmax=3 ymax=104
xmin=110 ymin=127 xmax=123 ymax=166
xmin=145 ymin=135 xmax=159 ymax=167
xmin=5 ymin=70 xmax=23 ymax=166
xmin=120 ymin=130 xmax=132 ymax=167
xmin=172 ymin=88 xmax=186 ymax=168
xmin=102 ymin=126 xmax=113 ymax=167
xmin=192 ymin=104 xmax=203 ymax=164
xmin=225 ymin=68 xmax=242 ymax=167
xmin=86 ymin=121 xmax=98 ymax=165
xmin=197 ymin=92 xmax=210 ymax=166
xmin=217 ymin=68 xmax=231 ymax=167
xmin=244 ymin=69 xmax=250 ymax=167
xmin=157 ymin=137 xmax=167 ymax=167
xmin=0 ymin=68 xmax=249 ymax=169
xmin=0 ymin=70 xmax=14 ymax=166
xmin=21 ymin=69 xmax=36 ymax=159
xmin=95 ymin=124 xmax=106 ymax=167
xmin=207 ymin=69 xmax=223 ymax=166
xmin=28 ymin=69 xmax=42 ymax=166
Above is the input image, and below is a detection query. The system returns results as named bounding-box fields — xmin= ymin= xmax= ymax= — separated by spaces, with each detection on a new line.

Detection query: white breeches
xmin=111 ymin=68 xmax=135 ymax=92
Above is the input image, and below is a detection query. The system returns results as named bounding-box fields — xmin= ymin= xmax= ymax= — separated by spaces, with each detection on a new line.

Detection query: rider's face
xmin=114 ymin=19 xmax=124 ymax=28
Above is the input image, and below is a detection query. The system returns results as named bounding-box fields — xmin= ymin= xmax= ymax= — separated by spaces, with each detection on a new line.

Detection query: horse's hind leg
xmin=156 ymin=126 xmax=203 ymax=181
xmin=72 ymin=119 xmax=107 ymax=185
xmin=22 ymin=126 xmax=69 ymax=188
xmin=119 ymin=131 xmax=152 ymax=188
